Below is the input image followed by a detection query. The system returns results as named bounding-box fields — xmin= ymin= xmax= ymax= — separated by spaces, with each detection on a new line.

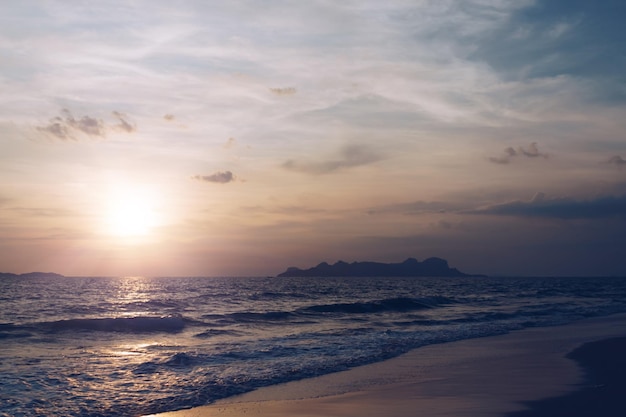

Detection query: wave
xmin=0 ymin=331 xmax=33 ymax=340
xmin=250 ymin=291 xmax=309 ymax=300
xmin=300 ymin=296 xmax=454 ymax=315
xmin=37 ymin=316 xmax=189 ymax=334
xmin=0 ymin=323 xmax=34 ymax=339
xmin=133 ymin=351 xmax=214 ymax=375
xmin=202 ymin=311 xmax=296 ymax=325
xmin=229 ymin=311 xmax=295 ymax=321
xmin=194 ymin=329 xmax=241 ymax=338
xmin=196 ymin=296 xmax=455 ymax=327
xmin=197 ymin=296 xmax=454 ymax=326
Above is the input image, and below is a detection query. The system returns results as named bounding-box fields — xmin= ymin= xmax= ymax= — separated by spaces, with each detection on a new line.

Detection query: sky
xmin=1 ymin=0 xmax=625 ymax=277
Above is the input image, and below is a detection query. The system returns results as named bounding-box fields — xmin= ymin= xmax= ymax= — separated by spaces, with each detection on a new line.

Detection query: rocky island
xmin=0 ymin=272 xmax=66 ymax=279
xmin=277 ymin=257 xmax=483 ymax=278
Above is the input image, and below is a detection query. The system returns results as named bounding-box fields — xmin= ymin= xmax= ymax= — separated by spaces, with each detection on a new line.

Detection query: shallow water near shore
xmin=2 ymin=275 xmax=626 ymax=416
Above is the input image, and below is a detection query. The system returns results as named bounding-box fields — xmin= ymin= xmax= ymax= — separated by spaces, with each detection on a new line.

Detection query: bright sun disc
xmin=103 ymin=187 xmax=160 ymax=238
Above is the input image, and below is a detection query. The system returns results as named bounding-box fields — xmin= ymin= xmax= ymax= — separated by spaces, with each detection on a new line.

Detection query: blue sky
xmin=1 ymin=0 xmax=625 ymax=276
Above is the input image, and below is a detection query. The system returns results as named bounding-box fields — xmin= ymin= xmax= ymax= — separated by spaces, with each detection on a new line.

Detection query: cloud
xmin=192 ymin=171 xmax=235 ymax=184
xmin=69 ymin=113 xmax=105 ymax=137
xmin=294 ymin=95 xmax=429 ymax=130
xmin=283 ymin=144 xmax=383 ymax=175
xmin=270 ymin=87 xmax=296 ymax=96
xmin=489 ymin=142 xmax=548 ymax=164
xmin=367 ymin=200 xmax=468 ymax=216
xmin=37 ymin=109 xmax=134 ymax=140
xmin=519 ymin=142 xmax=546 ymax=158
xmin=37 ymin=120 xmax=71 ymax=140
xmin=468 ymin=193 xmax=626 ymax=219
xmin=489 ymin=147 xmax=518 ymax=164
xmin=608 ymin=155 xmax=626 ymax=168
xmin=37 ymin=109 xmax=104 ymax=140
xmin=240 ymin=204 xmax=328 ymax=216
xmin=112 ymin=111 xmax=135 ymax=133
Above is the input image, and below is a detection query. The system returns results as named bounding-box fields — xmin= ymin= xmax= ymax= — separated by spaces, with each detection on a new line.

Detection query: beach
xmin=150 ymin=313 xmax=626 ymax=417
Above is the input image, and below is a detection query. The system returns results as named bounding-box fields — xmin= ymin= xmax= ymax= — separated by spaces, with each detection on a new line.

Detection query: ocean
xmin=1 ymin=275 xmax=626 ymax=416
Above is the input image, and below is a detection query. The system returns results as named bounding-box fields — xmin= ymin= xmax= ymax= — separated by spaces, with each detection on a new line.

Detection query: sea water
xmin=1 ymin=275 xmax=626 ymax=416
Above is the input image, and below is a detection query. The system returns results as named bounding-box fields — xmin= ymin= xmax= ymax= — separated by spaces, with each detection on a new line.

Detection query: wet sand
xmin=506 ymin=336 xmax=626 ymax=417
xmin=147 ymin=313 xmax=626 ymax=417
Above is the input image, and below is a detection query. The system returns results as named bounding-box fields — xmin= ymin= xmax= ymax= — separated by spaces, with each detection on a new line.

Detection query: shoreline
xmin=147 ymin=313 xmax=626 ymax=417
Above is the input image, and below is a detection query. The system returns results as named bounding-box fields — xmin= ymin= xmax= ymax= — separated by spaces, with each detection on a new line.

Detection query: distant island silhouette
xmin=277 ymin=257 xmax=484 ymax=278
xmin=0 ymin=272 xmax=65 ymax=279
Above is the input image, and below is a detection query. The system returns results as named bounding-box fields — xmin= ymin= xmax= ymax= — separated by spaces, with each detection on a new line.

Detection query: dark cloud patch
xmin=192 ymin=171 xmax=235 ymax=184
xmin=283 ymin=145 xmax=383 ymax=175
xmin=37 ymin=109 xmax=104 ymax=140
xmin=270 ymin=87 xmax=296 ymax=96
xmin=37 ymin=109 xmax=134 ymax=140
xmin=519 ymin=142 xmax=546 ymax=158
xmin=62 ymin=109 xmax=104 ymax=137
xmin=489 ymin=147 xmax=518 ymax=164
xmin=112 ymin=111 xmax=135 ymax=133
xmin=489 ymin=142 xmax=548 ymax=164
xmin=38 ymin=120 xmax=71 ymax=140
xmin=468 ymin=193 xmax=626 ymax=220
xmin=608 ymin=155 xmax=626 ymax=168
xmin=72 ymin=115 xmax=103 ymax=136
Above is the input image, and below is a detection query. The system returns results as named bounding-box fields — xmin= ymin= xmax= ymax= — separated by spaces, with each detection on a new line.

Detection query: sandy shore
xmin=147 ymin=313 xmax=626 ymax=417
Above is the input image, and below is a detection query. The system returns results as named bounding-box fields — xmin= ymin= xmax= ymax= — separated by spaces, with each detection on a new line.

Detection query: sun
xmin=107 ymin=199 xmax=156 ymax=237
xmin=102 ymin=186 xmax=160 ymax=238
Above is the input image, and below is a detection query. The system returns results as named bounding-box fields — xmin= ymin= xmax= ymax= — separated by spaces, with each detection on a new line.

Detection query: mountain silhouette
xmin=277 ymin=257 xmax=483 ymax=277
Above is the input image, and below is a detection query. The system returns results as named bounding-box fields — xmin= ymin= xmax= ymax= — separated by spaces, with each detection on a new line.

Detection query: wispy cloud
xmin=472 ymin=0 xmax=626 ymax=101
xmin=489 ymin=142 xmax=549 ymax=164
xmin=367 ymin=200 xmax=468 ymax=216
xmin=468 ymin=192 xmax=626 ymax=219
xmin=269 ymin=87 xmax=296 ymax=96
xmin=283 ymin=144 xmax=383 ymax=175
xmin=36 ymin=109 xmax=135 ymax=140
xmin=192 ymin=171 xmax=236 ymax=184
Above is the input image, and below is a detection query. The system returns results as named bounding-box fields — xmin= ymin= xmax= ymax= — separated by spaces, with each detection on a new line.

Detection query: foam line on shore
xmin=148 ymin=313 xmax=626 ymax=417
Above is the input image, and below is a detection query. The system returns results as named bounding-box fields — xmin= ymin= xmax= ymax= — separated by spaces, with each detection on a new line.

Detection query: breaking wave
xmin=300 ymin=296 xmax=454 ymax=314
xmin=37 ymin=315 xmax=190 ymax=333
